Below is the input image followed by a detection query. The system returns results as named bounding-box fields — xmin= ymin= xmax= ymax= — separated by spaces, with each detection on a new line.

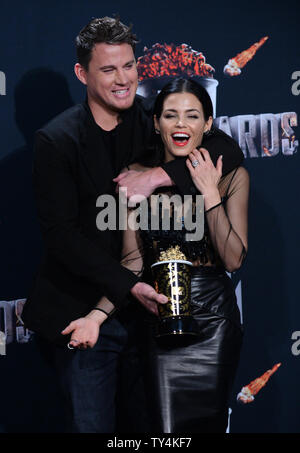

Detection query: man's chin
xmin=111 ymin=97 xmax=135 ymax=112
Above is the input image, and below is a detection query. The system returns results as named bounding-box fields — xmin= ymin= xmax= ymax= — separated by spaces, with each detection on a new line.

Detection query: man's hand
xmin=131 ymin=282 xmax=168 ymax=316
xmin=113 ymin=167 xmax=172 ymax=201
xmin=61 ymin=314 xmax=105 ymax=349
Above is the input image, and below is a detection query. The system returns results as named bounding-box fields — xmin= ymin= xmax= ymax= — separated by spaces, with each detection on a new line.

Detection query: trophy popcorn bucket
xmin=151 ymin=259 xmax=199 ymax=338
xmin=137 ymin=76 xmax=218 ymax=118
xmin=137 ymin=43 xmax=219 ymax=117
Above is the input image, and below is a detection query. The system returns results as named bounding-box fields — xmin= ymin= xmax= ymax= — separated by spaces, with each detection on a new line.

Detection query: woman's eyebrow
xmin=186 ymin=109 xmax=201 ymax=113
xmin=163 ymin=108 xmax=201 ymax=113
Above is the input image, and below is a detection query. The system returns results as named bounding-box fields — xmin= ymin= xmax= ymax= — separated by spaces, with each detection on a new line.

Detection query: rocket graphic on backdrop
xmin=237 ymin=363 xmax=281 ymax=404
xmin=223 ymin=36 xmax=269 ymax=76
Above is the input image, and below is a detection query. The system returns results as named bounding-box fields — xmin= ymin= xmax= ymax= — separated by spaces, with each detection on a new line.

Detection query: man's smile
xmin=112 ymin=87 xmax=130 ymax=98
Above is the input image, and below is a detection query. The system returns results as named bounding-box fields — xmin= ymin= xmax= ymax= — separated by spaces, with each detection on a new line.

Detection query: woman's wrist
xmin=203 ymin=188 xmax=221 ymax=211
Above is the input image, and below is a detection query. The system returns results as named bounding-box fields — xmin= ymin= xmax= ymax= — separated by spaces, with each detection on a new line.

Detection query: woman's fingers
xmin=216 ymin=154 xmax=223 ymax=176
xmin=189 ymin=148 xmax=211 ymax=168
xmin=189 ymin=149 xmax=201 ymax=163
xmin=189 ymin=148 xmax=222 ymax=175
xmin=198 ymin=147 xmax=212 ymax=163
xmin=186 ymin=158 xmax=194 ymax=173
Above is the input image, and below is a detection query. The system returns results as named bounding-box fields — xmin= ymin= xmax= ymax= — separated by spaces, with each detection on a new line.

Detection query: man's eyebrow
xmin=99 ymin=60 xmax=135 ymax=71
xmin=123 ymin=59 xmax=135 ymax=66
xmin=99 ymin=64 xmax=116 ymax=70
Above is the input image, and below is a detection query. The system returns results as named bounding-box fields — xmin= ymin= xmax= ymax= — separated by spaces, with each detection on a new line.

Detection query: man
xmin=22 ymin=17 xmax=244 ymax=432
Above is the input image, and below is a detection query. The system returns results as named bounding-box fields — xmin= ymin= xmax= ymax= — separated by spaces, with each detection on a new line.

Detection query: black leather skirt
xmin=145 ymin=266 xmax=243 ymax=433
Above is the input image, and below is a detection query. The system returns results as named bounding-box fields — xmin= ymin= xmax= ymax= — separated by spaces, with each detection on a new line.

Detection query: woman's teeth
xmin=171 ymin=133 xmax=190 ymax=146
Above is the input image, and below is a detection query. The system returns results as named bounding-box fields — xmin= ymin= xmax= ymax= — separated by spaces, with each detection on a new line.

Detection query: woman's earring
xmin=204 ymin=127 xmax=214 ymax=137
xmin=155 ymin=129 xmax=160 ymax=135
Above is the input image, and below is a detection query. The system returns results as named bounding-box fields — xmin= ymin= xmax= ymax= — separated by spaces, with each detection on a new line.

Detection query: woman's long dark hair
xmin=137 ymin=77 xmax=214 ymax=167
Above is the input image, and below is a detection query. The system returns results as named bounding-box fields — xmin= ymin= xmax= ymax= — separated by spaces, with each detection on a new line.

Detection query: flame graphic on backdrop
xmin=237 ymin=363 xmax=281 ymax=404
xmin=224 ymin=36 xmax=268 ymax=77
xmin=137 ymin=43 xmax=215 ymax=81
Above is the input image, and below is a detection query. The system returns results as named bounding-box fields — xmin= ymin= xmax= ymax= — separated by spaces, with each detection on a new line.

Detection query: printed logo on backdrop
xmin=0 ymin=300 xmax=33 ymax=355
xmin=291 ymin=331 xmax=300 ymax=356
xmin=0 ymin=71 xmax=6 ymax=95
xmin=291 ymin=71 xmax=300 ymax=96
xmin=136 ymin=38 xmax=298 ymax=158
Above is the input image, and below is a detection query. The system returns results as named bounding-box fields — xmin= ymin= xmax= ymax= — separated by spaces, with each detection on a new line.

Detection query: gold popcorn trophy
xmin=151 ymin=245 xmax=199 ymax=338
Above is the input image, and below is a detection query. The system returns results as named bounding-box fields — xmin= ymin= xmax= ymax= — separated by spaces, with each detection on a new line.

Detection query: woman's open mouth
xmin=171 ymin=133 xmax=190 ymax=147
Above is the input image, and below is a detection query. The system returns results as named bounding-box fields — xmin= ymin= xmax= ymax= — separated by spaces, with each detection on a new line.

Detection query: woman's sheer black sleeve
xmin=205 ymin=166 xmax=249 ymax=272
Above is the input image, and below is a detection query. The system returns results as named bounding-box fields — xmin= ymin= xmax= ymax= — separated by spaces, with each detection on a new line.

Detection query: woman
xmin=64 ymin=77 xmax=249 ymax=433
xmin=122 ymin=77 xmax=249 ymax=433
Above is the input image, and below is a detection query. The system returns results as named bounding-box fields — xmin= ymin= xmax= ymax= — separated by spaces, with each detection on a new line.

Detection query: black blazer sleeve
xmin=33 ymin=131 xmax=138 ymax=308
xmin=161 ymin=127 xmax=244 ymax=195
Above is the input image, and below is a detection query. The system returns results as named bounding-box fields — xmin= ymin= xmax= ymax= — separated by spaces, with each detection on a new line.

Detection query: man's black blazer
xmin=22 ymin=96 xmax=244 ymax=344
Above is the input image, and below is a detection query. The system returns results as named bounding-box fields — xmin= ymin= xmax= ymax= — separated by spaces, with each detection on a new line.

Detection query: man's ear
xmin=74 ymin=63 xmax=87 ymax=86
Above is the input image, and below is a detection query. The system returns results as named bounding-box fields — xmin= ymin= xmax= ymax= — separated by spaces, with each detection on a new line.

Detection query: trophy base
xmin=155 ymin=316 xmax=199 ymax=338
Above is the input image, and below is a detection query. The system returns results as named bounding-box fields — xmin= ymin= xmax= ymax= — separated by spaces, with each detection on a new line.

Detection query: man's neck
xmin=88 ymin=97 xmax=119 ymax=131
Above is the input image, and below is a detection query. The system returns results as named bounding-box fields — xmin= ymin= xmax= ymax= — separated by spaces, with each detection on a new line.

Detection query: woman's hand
xmin=61 ymin=313 xmax=106 ymax=349
xmin=186 ymin=148 xmax=223 ymax=210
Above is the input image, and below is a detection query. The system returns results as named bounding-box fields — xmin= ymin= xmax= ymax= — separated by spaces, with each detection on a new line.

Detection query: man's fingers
xmin=113 ymin=173 xmax=128 ymax=183
xmin=61 ymin=322 xmax=75 ymax=335
xmin=157 ymin=294 xmax=169 ymax=304
xmin=140 ymin=284 xmax=168 ymax=304
xmin=142 ymin=300 xmax=159 ymax=316
xmin=150 ymin=305 xmax=159 ymax=316
xmin=78 ymin=343 xmax=88 ymax=350
xmin=128 ymin=193 xmax=148 ymax=206
xmin=113 ymin=170 xmax=136 ymax=183
xmin=150 ymin=291 xmax=168 ymax=304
